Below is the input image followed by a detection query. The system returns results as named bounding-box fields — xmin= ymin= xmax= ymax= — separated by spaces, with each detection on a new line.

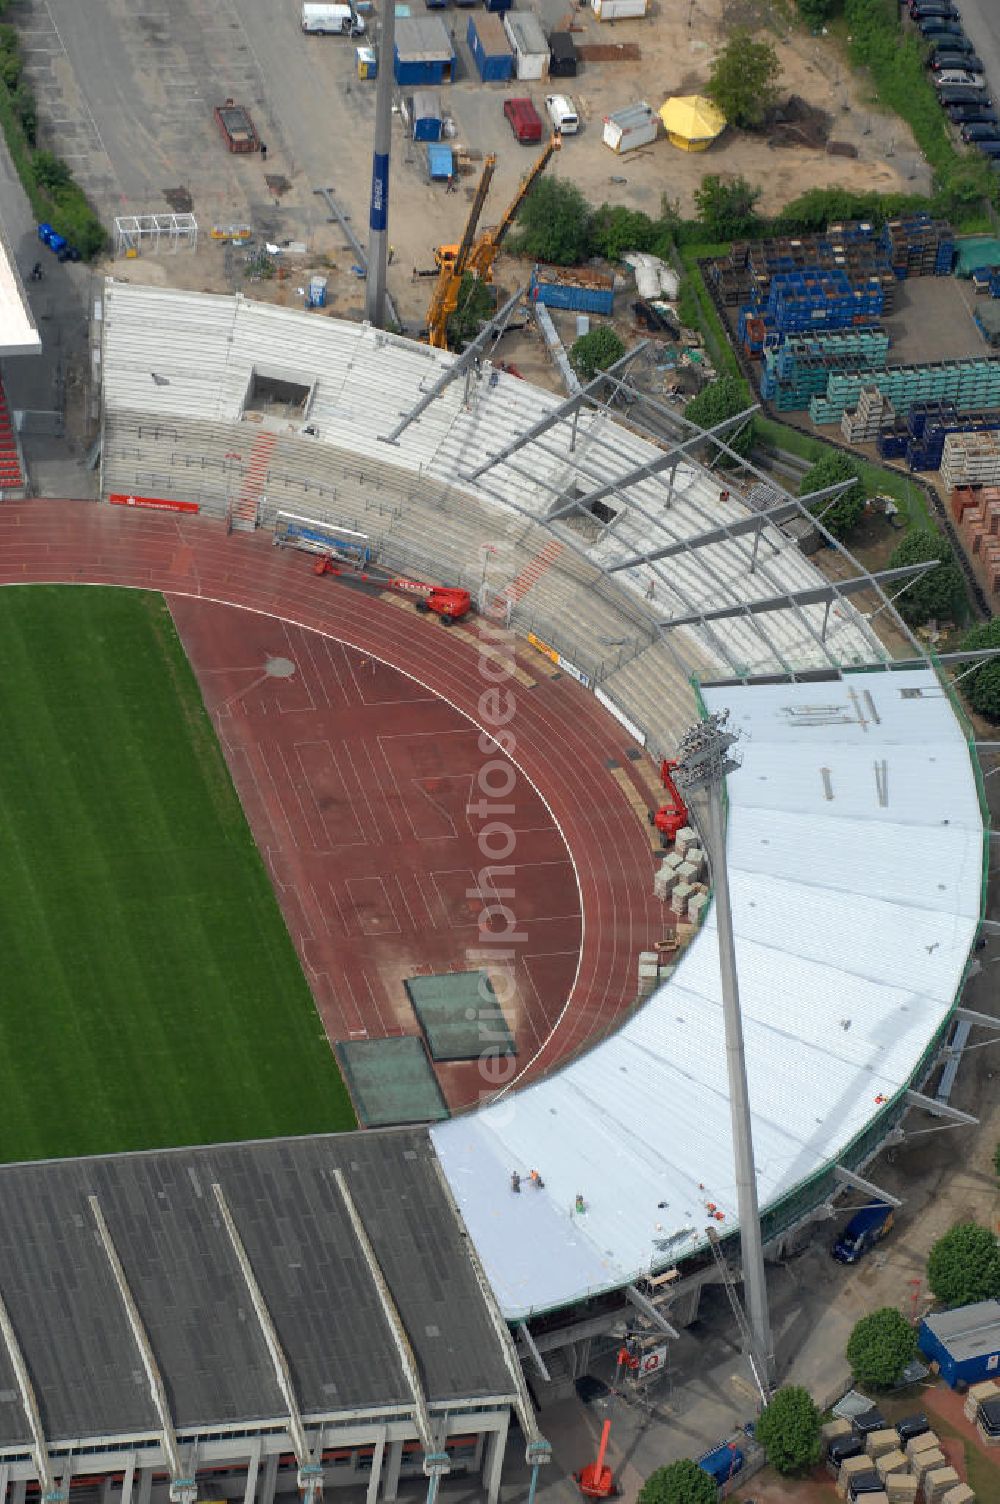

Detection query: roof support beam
xmin=833 ymin=1166 xmax=902 ymax=1208
xmin=0 ymin=1287 xmax=64 ymax=1503
xmin=904 ymin=1089 xmax=978 ymax=1126
xmin=607 ymin=501 xmax=799 ymax=571
xmin=517 ymin=1323 xmax=550 ymax=1383
xmin=955 ymin=1006 xmax=1000 ymax=1031
xmin=462 ymin=344 xmax=648 ymax=481
xmin=379 ymin=286 xmax=526 ymax=446
xmin=625 ymin=1285 xmax=680 ymax=1340
xmin=88 ymin=1197 xmax=194 ymax=1504
xmin=977 ymin=919 xmax=1000 ymax=937
xmin=210 ymin=1185 xmax=323 ymax=1504
xmin=546 ymin=405 xmax=760 ymax=522
xmin=332 ymin=1171 xmax=449 ymax=1480
xmin=657 ymin=562 xmax=937 ymax=631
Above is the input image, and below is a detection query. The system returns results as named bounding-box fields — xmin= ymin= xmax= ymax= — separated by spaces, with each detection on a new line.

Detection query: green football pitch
xmin=0 ymin=586 xmax=355 ymax=1162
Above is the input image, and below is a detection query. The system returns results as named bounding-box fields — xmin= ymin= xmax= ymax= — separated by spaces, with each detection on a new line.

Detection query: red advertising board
xmin=109 ymin=493 xmax=200 ymax=515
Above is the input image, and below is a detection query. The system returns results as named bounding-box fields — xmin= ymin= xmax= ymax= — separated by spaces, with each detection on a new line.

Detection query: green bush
xmin=33 ymin=150 xmax=72 ymax=194
xmin=799 ymin=450 xmax=867 ymax=538
xmin=928 ymin=1223 xmax=1000 ymax=1306
xmin=511 ymin=177 xmax=592 ymax=264
xmin=797 ymin=0 xmax=834 ymax=24
xmin=756 ymin=1386 xmax=822 ymax=1475
xmin=958 ymin=618 xmax=1000 ymax=722
xmin=684 ymin=376 xmax=755 ymax=458
xmin=887 ymin=527 xmax=966 ymax=627
xmin=706 ymin=28 xmax=782 ymax=130
xmin=638 ymin=1460 xmax=717 ymax=1504
xmin=695 ymin=175 xmax=762 ymax=240
xmin=570 ymin=326 xmax=626 ymax=380
xmin=847 ymin=1308 xmax=918 ymax=1389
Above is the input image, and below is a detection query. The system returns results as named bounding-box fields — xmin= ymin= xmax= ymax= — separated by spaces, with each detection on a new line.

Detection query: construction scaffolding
xmin=113 ymin=215 xmax=198 ymax=258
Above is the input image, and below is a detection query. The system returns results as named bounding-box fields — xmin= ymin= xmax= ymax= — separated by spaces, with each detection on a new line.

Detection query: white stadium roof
xmin=432 ymin=669 xmax=983 ymax=1317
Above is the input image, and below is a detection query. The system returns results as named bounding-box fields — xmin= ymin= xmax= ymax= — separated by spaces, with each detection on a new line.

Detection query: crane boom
xmin=426 ymin=155 xmax=496 ymax=349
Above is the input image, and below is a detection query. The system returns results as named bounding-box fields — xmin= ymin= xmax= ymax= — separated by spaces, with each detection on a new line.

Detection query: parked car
xmin=962 ymin=121 xmax=1000 ymax=141
xmin=931 ymin=49 xmax=983 ymax=70
xmin=935 ymin=69 xmax=987 ymax=88
xmin=545 ymin=93 xmax=579 ymax=134
xmin=503 ymin=97 xmax=542 ymax=144
xmin=930 ymin=31 xmax=975 ymax=53
xmin=977 ymin=140 xmax=1000 ymax=157
xmin=911 ymin=2 xmax=961 ymax=18
xmin=947 ymin=103 xmax=997 ymax=123
xmin=939 ymin=84 xmax=992 ymax=106
xmin=919 ymin=19 xmax=967 ymax=37
xmin=910 ymin=0 xmax=960 ymax=14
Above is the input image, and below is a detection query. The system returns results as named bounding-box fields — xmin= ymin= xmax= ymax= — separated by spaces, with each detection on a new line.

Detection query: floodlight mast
xmin=673 ymin=711 xmax=774 ymax=1392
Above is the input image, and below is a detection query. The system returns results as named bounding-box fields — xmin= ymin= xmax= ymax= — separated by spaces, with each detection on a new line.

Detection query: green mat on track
xmin=335 ymin=1037 xmax=449 ymax=1126
xmin=405 ymin=971 xmax=516 ymax=1062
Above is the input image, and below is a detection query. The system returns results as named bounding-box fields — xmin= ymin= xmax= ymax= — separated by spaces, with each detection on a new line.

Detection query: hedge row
xmin=0 ymin=22 xmax=105 ymax=260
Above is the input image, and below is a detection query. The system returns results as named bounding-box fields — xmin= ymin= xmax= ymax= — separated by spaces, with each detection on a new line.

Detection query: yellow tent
xmin=658 ymin=95 xmax=726 ymax=152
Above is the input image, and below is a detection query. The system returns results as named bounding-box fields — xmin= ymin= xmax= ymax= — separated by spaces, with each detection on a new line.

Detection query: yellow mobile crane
xmin=425 ymin=135 xmax=561 ymax=349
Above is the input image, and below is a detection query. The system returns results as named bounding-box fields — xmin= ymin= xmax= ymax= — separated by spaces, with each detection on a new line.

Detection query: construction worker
xmin=510 ymin=1170 xmax=521 ymax=1193
xmin=529 ymin=1169 xmax=544 ymax=1189
xmin=260 ymin=142 xmax=268 ymax=162
xmin=575 ymin=1193 xmax=586 ymax=1215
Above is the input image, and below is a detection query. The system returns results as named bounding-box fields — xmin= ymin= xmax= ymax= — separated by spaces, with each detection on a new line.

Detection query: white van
xmin=302 ymin=3 xmax=365 ymax=35
xmin=545 ymin=94 xmax=579 ymax=134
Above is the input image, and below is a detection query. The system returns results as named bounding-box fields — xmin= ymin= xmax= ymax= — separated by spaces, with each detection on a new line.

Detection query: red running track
xmin=0 ymin=501 xmax=663 ymax=1096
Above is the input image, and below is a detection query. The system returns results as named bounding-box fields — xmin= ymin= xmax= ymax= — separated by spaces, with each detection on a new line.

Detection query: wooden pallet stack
xmin=941 ymin=431 xmax=1000 ymax=492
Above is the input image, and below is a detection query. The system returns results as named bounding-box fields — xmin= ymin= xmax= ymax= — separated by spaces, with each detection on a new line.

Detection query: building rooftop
xmin=0 ymin=219 xmax=40 ymax=356
xmin=0 ymin=1131 xmax=514 ymax=1447
xmin=394 ymin=17 xmax=454 ymax=61
xmin=922 ymin=1300 xmax=1000 ymax=1361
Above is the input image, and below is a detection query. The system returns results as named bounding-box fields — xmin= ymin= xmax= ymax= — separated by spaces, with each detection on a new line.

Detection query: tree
xmin=797 ymin=0 xmax=834 ymax=26
xmin=694 ymin=175 xmax=762 ymax=241
xmin=958 ymin=617 xmax=1000 ymax=723
xmin=927 ymin=1223 xmax=1000 ymax=1307
xmin=846 ymin=1308 xmax=918 ymax=1389
xmin=706 ymin=28 xmax=782 ymax=130
xmin=755 ymin=1386 xmax=822 ymax=1475
xmin=511 ymin=177 xmax=592 ymax=265
xmin=570 ymin=327 xmax=626 ymax=381
xmin=638 ymin=1460 xmax=717 ymax=1504
xmin=684 ymin=376 xmax=755 ymax=459
xmin=446 ymin=274 xmax=494 ymax=351
xmin=887 ymin=527 xmax=965 ymax=627
xmin=798 ymin=450 xmax=867 ymax=539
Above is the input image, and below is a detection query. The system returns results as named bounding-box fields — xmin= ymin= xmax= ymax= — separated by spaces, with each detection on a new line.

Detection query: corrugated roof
xmin=395 ymin=16 xmax=453 ymax=61
xmin=923 ymin=1300 xmax=1000 ymax=1361
xmin=433 ymin=668 xmax=982 ymax=1317
xmin=504 ymin=10 xmax=548 ymax=55
xmin=0 ymin=1131 xmax=514 ymax=1445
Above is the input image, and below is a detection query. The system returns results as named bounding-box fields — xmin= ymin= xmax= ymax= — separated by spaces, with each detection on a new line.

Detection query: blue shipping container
xmin=484 ymin=0 xmax=513 ymax=13
xmin=919 ymin=1300 xmax=1000 ymax=1388
xmin=530 ymin=269 xmax=613 ymax=315
xmin=427 ymin=143 xmax=454 ymax=179
xmin=394 ymin=21 xmax=455 ymax=85
xmin=467 ymin=13 xmax=513 ymax=80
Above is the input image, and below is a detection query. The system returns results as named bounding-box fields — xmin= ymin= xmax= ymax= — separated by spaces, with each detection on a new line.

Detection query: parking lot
xmin=8 ymin=0 xmax=930 ymax=338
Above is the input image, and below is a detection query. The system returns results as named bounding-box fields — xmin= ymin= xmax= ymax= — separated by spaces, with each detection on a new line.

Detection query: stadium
xmin=0 ymin=272 xmax=988 ymax=1504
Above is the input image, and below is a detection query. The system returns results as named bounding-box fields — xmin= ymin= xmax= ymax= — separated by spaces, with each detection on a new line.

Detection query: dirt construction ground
xmin=14 ymin=0 xmax=930 ymax=337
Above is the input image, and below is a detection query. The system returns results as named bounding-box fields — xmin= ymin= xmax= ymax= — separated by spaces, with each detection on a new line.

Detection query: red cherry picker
xmin=312 ymin=554 xmax=472 ymax=624
xmin=647 ymin=758 xmax=689 ymax=847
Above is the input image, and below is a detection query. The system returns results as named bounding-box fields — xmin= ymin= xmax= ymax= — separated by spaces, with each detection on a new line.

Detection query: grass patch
xmin=0 ymin=586 xmax=355 ymax=1162
xmin=678 ymin=243 xmax=741 ymax=378
xmin=754 ymin=416 xmax=933 ymax=530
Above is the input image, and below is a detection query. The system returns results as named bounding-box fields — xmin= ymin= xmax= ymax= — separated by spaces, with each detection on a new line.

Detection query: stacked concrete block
xmin=884 ymin=1474 xmax=918 ymax=1504
xmin=688 ymin=891 xmax=709 ymax=925
xmin=637 ymin=952 xmax=660 ymax=999
xmin=663 ymin=849 xmax=685 ymax=873
xmin=874 ymin=1449 xmax=907 ymax=1482
xmin=924 ymin=1469 xmax=961 ymax=1504
xmin=673 ymin=826 xmax=697 ymax=859
xmin=866 ymin=1430 xmax=898 ymax=1460
xmin=677 ymin=859 xmax=701 ymax=885
xmin=905 ymin=1432 xmax=940 ymax=1462
xmin=671 ymin=881 xmax=694 ymax=916
xmin=964 ymin=1380 xmax=998 ymax=1421
xmin=653 ymin=864 xmax=678 ymax=901
xmin=940 ymin=1487 xmax=974 ymax=1504
xmin=912 ymin=1449 xmax=947 ymax=1487
xmin=837 ymin=1456 xmax=872 ymax=1498
xmin=976 ymin=1417 xmax=1000 ymax=1448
